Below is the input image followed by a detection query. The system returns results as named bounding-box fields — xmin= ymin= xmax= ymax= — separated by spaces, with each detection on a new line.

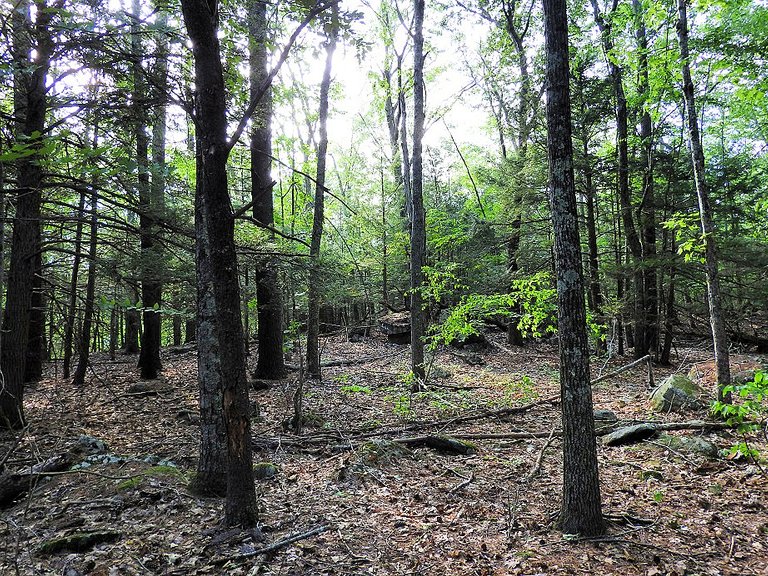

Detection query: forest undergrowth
xmin=1 ymin=331 xmax=766 ymax=575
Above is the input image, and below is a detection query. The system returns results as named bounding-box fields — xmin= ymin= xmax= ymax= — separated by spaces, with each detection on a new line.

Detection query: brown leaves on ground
xmin=1 ymin=333 xmax=766 ymax=575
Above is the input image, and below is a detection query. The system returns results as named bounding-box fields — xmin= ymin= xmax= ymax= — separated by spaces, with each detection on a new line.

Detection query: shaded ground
xmin=1 ymin=331 xmax=767 ymax=575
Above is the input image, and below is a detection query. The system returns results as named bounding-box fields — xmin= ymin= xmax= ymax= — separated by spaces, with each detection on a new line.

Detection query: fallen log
xmin=0 ymin=452 xmax=74 ymax=507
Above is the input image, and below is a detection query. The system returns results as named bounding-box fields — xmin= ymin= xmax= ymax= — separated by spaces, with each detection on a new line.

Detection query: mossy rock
xmin=359 ymin=439 xmax=412 ymax=465
xmin=253 ymin=462 xmax=279 ymax=480
xmin=656 ymin=434 xmax=719 ymax=459
xmin=282 ymin=411 xmax=327 ymax=431
xmin=39 ymin=530 xmax=121 ymax=555
xmin=338 ymin=440 xmax=411 ymax=484
xmin=116 ymin=465 xmax=183 ymax=492
xmin=650 ymin=374 xmax=703 ymax=413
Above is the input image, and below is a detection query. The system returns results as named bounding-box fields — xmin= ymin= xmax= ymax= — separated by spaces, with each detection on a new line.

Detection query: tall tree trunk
xmin=180 ymin=0 xmax=257 ymax=527
xmin=503 ymin=1 xmax=531 ymax=347
xmin=409 ymin=0 xmax=427 ymax=388
xmin=135 ymin=0 xmax=163 ymax=379
xmin=189 ymin=151 xmax=227 ymax=496
xmin=0 ymin=0 xmax=55 ymax=429
xmin=72 ymin=185 xmax=99 ymax=387
xmin=634 ymin=0 xmax=658 ymax=358
xmin=543 ymin=0 xmax=604 ymax=537
xmin=306 ymin=9 xmax=338 ymax=379
xmin=249 ymin=0 xmax=286 ymax=379
xmin=676 ymin=0 xmax=730 ymax=401
xmin=590 ymin=0 xmax=646 ymax=359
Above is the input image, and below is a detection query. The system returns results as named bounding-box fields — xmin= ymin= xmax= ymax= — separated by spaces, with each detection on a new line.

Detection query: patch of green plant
xmin=341 ymin=383 xmax=372 ymax=394
xmin=502 ymin=375 xmax=539 ymax=406
xmin=116 ymin=476 xmax=143 ymax=491
xmin=392 ymin=393 xmax=413 ymax=418
xmin=334 ymin=373 xmax=351 ymax=385
xmin=652 ymin=490 xmax=664 ymax=503
xmin=116 ymin=465 xmax=184 ymax=492
xmin=712 ymin=370 xmax=767 ymax=461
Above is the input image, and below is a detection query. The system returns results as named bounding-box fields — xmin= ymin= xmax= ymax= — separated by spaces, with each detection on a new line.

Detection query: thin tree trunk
xmin=24 ymin=252 xmax=44 ymax=383
xmin=503 ymin=1 xmax=531 ymax=347
xmin=62 ymin=189 xmax=87 ymax=379
xmin=676 ymin=0 xmax=730 ymax=401
xmin=135 ymin=1 xmax=163 ymax=379
xmin=410 ymin=0 xmax=427 ymax=388
xmin=634 ymin=0 xmax=658 ymax=359
xmin=543 ymin=0 xmax=604 ymax=537
xmin=307 ymin=9 xmax=338 ymax=379
xmin=72 ymin=185 xmax=99 ymax=387
xmin=590 ymin=0 xmax=646 ymax=359
xmin=249 ymin=0 xmax=286 ymax=380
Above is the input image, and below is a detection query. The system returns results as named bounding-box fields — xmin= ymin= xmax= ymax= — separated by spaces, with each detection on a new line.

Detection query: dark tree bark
xmin=677 ymin=0 xmax=730 ymax=401
xmin=124 ymin=289 xmax=141 ymax=354
xmin=72 ymin=184 xmax=99 ymax=387
xmin=180 ymin=0 xmax=258 ymax=526
xmin=634 ymin=0 xmax=658 ymax=358
xmin=0 ymin=0 xmax=57 ymax=429
xmin=135 ymin=0 xmax=163 ymax=380
xmin=542 ymin=0 xmax=604 ymax=536
xmin=307 ymin=9 xmax=338 ymax=379
xmin=249 ymin=0 xmax=286 ymax=380
xmin=62 ymin=188 xmax=87 ymax=379
xmin=409 ymin=0 xmax=427 ymax=388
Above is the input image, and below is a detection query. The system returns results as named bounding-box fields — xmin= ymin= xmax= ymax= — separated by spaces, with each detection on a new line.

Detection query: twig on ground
xmin=524 ymin=427 xmax=557 ymax=482
xmin=213 ymin=524 xmax=330 ymax=563
xmin=591 ymin=355 xmax=651 ymax=386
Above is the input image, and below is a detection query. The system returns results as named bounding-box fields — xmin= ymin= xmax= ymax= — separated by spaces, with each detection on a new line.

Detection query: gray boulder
xmin=657 ymin=434 xmax=719 ymax=458
xmin=651 ymin=374 xmax=703 ymax=413
xmin=603 ymin=423 xmax=658 ymax=446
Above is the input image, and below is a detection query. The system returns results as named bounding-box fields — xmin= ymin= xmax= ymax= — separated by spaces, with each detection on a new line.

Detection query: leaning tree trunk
xmin=409 ymin=0 xmax=427 ymax=388
xmin=0 ymin=0 xmax=55 ymax=429
xmin=249 ymin=0 xmax=286 ymax=380
xmin=306 ymin=10 xmax=338 ymax=379
xmin=180 ymin=0 xmax=258 ymax=527
xmin=543 ymin=0 xmax=604 ymax=537
xmin=677 ymin=0 xmax=730 ymax=401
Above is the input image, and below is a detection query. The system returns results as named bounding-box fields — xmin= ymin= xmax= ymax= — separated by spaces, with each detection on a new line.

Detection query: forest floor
xmin=1 ymin=330 xmax=767 ymax=575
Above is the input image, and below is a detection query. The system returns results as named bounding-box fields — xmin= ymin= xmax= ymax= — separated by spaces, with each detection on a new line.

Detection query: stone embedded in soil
xmin=38 ymin=530 xmax=121 ymax=555
xmin=603 ymin=423 xmax=659 ymax=446
xmin=593 ymin=409 xmax=618 ymax=422
xmin=656 ymin=434 xmax=720 ymax=458
xmin=253 ymin=462 xmax=279 ymax=480
xmin=651 ymin=374 xmax=703 ymax=413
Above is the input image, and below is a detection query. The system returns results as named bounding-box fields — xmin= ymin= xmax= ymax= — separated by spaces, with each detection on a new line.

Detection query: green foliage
xmin=712 ymin=371 xmax=768 ymax=461
xmin=503 ymin=374 xmax=538 ymax=406
xmin=341 ymin=383 xmax=372 ymax=395
xmin=431 ymin=272 xmax=558 ymax=347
